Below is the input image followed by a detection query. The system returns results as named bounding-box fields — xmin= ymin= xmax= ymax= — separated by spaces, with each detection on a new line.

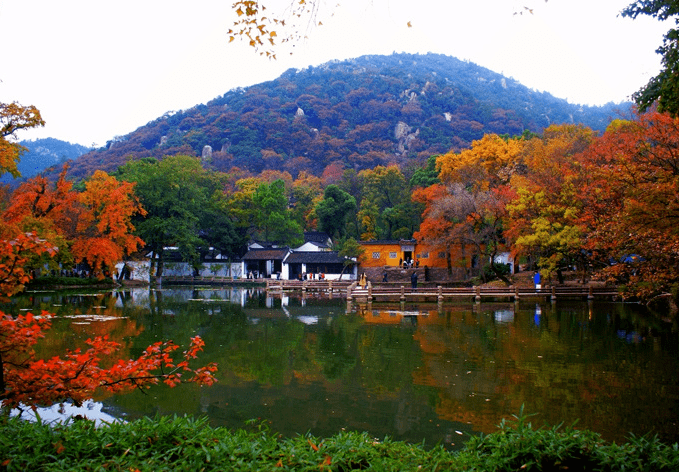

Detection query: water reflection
xmin=3 ymin=288 xmax=679 ymax=447
xmin=11 ymin=401 xmax=120 ymax=426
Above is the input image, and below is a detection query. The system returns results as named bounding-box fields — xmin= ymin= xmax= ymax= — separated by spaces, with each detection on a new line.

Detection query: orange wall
xmin=359 ymin=241 xmax=453 ymax=269
xmin=412 ymin=242 xmax=451 ymax=269
xmin=358 ymin=240 xmax=488 ymax=270
xmin=359 ymin=242 xmax=402 ymax=267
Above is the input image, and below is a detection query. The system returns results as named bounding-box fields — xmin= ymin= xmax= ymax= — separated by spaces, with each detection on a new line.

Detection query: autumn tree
xmin=1 ymin=312 xmax=217 ymax=410
xmin=1 ymin=127 xmax=217 ymax=412
xmin=2 ymin=168 xmax=79 ymax=278
xmin=412 ymin=184 xmax=459 ymax=275
xmin=417 ymin=134 xmax=523 ymax=280
xmin=505 ymin=125 xmax=596 ymax=282
xmin=0 ymin=102 xmax=45 ymax=179
xmin=228 ymin=176 xmax=263 ymax=241
xmin=0 ymin=232 xmax=56 ymax=299
xmin=3 ymin=167 xmax=147 ymax=279
xmin=70 ymin=170 xmax=146 ymax=278
xmin=0 ymin=102 xmax=53 ymax=296
xmin=577 ymin=110 xmax=679 ymax=300
xmin=290 ymin=171 xmax=323 ymax=229
xmin=438 ymin=133 xmax=523 ymax=189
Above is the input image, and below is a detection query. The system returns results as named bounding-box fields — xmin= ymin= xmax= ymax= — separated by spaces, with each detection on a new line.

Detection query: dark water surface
xmin=4 ymin=287 xmax=679 ymax=447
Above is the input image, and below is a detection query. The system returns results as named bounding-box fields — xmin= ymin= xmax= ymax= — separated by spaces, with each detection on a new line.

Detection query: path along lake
xmin=3 ymin=286 xmax=679 ymax=448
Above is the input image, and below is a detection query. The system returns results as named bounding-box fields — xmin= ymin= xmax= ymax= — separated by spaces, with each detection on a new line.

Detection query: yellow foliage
xmin=437 ymin=134 xmax=523 ymax=188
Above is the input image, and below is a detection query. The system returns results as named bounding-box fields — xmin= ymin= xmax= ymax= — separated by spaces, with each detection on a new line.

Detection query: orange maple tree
xmin=0 ymin=234 xmax=217 ymax=413
xmin=71 ymin=170 xmax=146 ymax=278
xmin=577 ymin=110 xmax=679 ymax=299
xmin=412 ymin=184 xmax=457 ymax=274
xmin=0 ymin=311 xmax=217 ymax=409
xmin=0 ymin=117 xmax=217 ymax=411
xmin=0 ymin=229 xmax=218 ymax=410
xmin=3 ymin=167 xmax=146 ymax=279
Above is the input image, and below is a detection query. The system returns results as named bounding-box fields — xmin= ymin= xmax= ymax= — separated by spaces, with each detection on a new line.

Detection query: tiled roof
xmin=285 ymin=251 xmax=346 ymax=264
xmin=304 ymin=231 xmax=331 ymax=243
xmin=242 ymin=248 xmax=290 ymax=260
xmin=358 ymin=239 xmax=417 ymax=245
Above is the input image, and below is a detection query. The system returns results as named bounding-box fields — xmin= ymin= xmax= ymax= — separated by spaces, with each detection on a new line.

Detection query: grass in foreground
xmin=1 ymin=410 xmax=678 ymax=471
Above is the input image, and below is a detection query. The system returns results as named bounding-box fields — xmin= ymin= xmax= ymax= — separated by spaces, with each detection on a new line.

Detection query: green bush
xmin=1 ymin=409 xmax=677 ymax=471
xmin=26 ymin=276 xmax=116 ymax=289
xmin=457 ymin=407 xmax=679 ymax=471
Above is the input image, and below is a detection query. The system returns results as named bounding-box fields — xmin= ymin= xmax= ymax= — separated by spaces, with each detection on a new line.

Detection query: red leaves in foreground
xmin=0 ymin=311 xmax=217 ymax=409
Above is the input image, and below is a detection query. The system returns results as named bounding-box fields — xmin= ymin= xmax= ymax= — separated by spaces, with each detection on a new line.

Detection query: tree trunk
xmin=446 ymin=245 xmax=453 ymax=276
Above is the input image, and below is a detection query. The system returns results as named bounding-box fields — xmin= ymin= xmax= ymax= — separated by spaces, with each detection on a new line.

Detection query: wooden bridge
xmin=160 ymin=277 xmax=621 ymax=303
xmin=265 ymin=280 xmax=621 ymax=303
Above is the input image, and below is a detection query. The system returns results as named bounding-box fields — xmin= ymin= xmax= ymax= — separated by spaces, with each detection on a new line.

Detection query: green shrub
xmin=1 ymin=408 xmax=677 ymax=471
xmin=26 ymin=276 xmax=116 ymax=289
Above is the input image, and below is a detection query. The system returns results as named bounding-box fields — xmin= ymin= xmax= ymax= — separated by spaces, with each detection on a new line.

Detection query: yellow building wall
xmin=358 ymin=242 xmax=403 ymax=267
xmin=358 ymin=241 xmax=476 ymax=270
xmin=411 ymin=242 xmax=448 ymax=269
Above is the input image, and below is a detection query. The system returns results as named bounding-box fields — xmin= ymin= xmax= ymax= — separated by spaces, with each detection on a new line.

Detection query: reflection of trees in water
xmin=379 ymin=301 xmax=679 ymax=444
xmin=8 ymin=290 xmax=677 ymax=446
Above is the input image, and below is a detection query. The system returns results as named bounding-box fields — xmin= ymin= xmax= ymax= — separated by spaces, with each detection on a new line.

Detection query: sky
xmin=1 ymin=0 xmax=670 ymax=148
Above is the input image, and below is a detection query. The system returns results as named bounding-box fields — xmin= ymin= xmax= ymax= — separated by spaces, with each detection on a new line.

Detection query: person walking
xmin=411 ymin=271 xmax=418 ymax=290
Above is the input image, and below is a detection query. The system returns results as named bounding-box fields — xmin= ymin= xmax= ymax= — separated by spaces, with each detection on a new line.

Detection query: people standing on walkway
xmin=359 ymin=272 xmax=367 ymax=288
xmin=534 ymin=271 xmax=541 ymax=291
xmin=411 ymin=271 xmax=418 ymax=290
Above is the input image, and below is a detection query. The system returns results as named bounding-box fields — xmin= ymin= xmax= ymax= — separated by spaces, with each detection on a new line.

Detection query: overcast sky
xmin=1 ymin=0 xmax=669 ymax=147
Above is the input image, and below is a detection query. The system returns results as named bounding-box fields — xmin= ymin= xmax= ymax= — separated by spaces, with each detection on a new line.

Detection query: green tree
xmin=358 ymin=165 xmax=412 ymax=240
xmin=409 ymin=155 xmax=441 ymax=189
xmin=116 ymin=156 xmax=239 ymax=276
xmin=335 ymin=236 xmax=364 ymax=280
xmin=622 ymin=1 xmax=679 ymax=115
xmin=290 ymin=171 xmax=323 ymax=229
xmin=252 ymin=179 xmax=303 ymax=246
xmin=200 ymin=190 xmax=246 ymax=260
xmin=315 ymin=184 xmax=357 ymax=239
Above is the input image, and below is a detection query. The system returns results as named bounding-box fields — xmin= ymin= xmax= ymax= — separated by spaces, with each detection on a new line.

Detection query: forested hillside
xmin=0 ymin=138 xmax=90 ymax=184
xmin=65 ymin=53 xmax=628 ymax=180
xmin=4 ymin=52 xmax=677 ymax=304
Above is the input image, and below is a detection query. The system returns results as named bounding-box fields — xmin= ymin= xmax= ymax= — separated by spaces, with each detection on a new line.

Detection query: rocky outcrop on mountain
xmin=61 ymin=52 xmax=629 ymax=181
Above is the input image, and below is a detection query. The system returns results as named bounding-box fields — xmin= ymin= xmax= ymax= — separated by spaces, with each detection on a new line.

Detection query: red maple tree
xmin=0 ymin=118 xmax=217 ymax=410
xmin=0 ymin=311 xmax=217 ymax=409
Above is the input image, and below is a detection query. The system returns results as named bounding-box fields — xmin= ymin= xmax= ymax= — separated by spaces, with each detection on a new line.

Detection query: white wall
xmin=117 ymin=261 xmax=242 ymax=280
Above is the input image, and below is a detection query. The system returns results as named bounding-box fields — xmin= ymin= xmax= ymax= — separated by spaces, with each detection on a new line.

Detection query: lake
xmin=3 ymin=286 xmax=679 ymax=448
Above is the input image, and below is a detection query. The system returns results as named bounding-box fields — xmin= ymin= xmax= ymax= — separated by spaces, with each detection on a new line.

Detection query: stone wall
xmin=359 ymin=266 xmax=472 ymax=286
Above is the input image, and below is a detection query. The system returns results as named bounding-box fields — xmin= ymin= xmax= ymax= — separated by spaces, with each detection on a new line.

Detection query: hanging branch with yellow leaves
xmin=228 ymin=0 xmax=326 ymax=59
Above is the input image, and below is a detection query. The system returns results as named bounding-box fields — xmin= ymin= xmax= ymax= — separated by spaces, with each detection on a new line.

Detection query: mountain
xmin=1 ymin=138 xmax=91 ymax=184
xmin=65 ymin=52 xmax=630 ymax=180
